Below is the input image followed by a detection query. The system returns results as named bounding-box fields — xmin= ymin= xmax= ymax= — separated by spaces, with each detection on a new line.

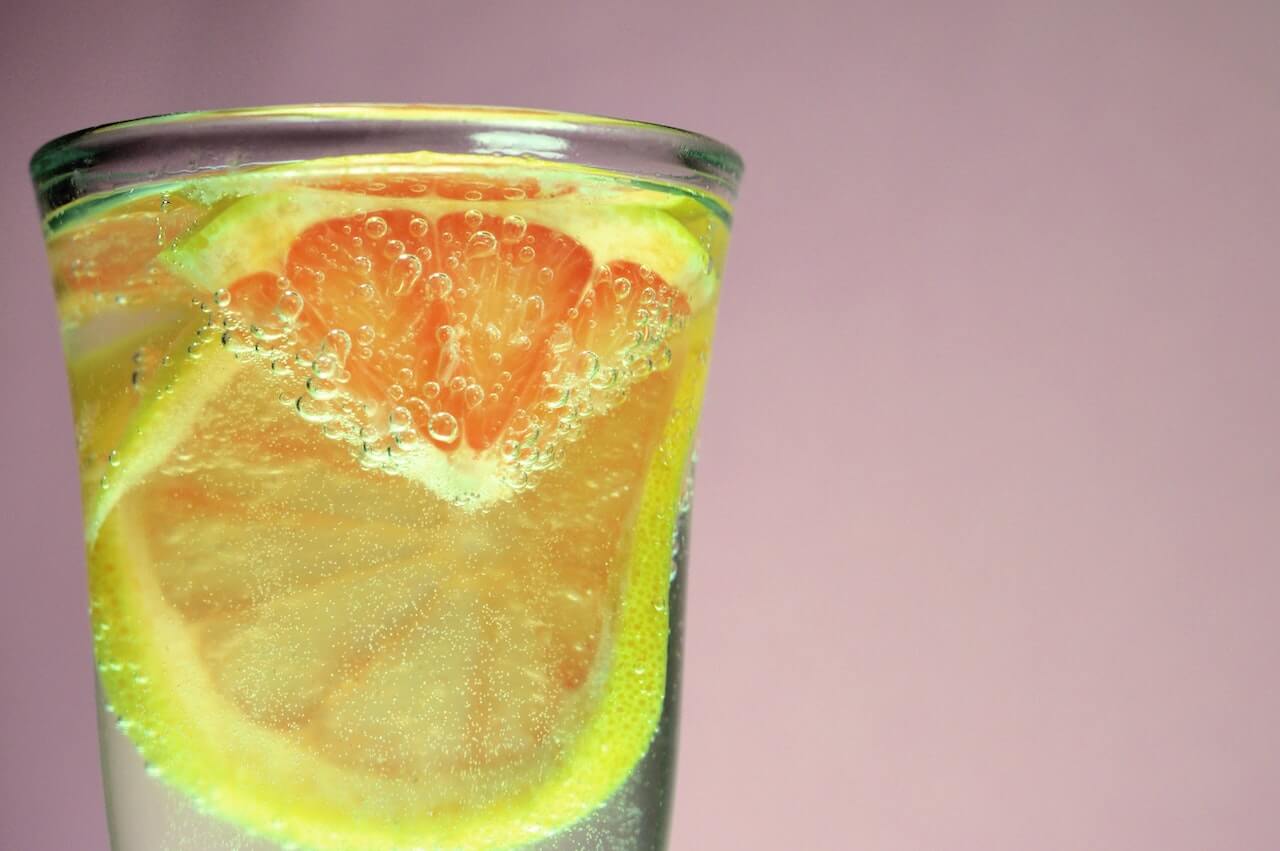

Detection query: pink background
xmin=3 ymin=2 xmax=1280 ymax=849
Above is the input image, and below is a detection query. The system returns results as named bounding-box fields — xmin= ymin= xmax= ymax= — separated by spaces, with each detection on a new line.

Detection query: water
xmin=51 ymin=155 xmax=724 ymax=850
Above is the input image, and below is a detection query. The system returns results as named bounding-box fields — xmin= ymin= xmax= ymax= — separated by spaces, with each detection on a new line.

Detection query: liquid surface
xmin=49 ymin=153 xmax=727 ymax=850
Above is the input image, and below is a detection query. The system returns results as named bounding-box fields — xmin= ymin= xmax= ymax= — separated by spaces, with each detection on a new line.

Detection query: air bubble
xmin=426 ymin=272 xmax=453 ymax=300
xmin=313 ymin=353 xmax=338 ymax=380
xmin=465 ymin=230 xmax=498 ymax=260
xmin=501 ymin=215 xmax=527 ymax=243
xmin=322 ymin=328 xmax=352 ymax=364
xmin=356 ymin=282 xmax=376 ymax=301
xmin=307 ymin=376 xmax=338 ymax=400
xmin=427 ymin=411 xmax=460 ymax=444
xmin=356 ymin=324 xmax=376 ymax=346
xmin=213 ymin=288 xmax=231 ymax=308
xmin=422 ymin=380 xmax=441 ymax=399
xmin=501 ymin=186 xmax=527 ymax=200
xmin=525 ymin=294 xmax=545 ymax=321
xmin=449 ymin=375 xmax=467 ymax=393
xmin=382 ymin=238 xmax=406 ymax=260
xmin=516 ymin=245 xmax=536 ymax=264
xmin=464 ymin=384 xmax=485 ymax=409
xmin=537 ymin=266 xmax=554 ymax=285
xmin=295 ymin=396 xmax=332 ymax=423
xmin=274 ymin=290 xmax=305 ymax=324
xmin=389 ymin=406 xmax=413 ymax=433
xmin=464 ymin=209 xmax=485 ymax=229
xmin=389 ymin=253 xmax=423 ymax=296
xmin=612 ymin=277 xmax=632 ymax=298
xmin=363 ymin=216 xmax=388 ymax=239
xmin=408 ymin=217 xmax=429 ymax=238
xmin=353 ymin=255 xmax=373 ymax=275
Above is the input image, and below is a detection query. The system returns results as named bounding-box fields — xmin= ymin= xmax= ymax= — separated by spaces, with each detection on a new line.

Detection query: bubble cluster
xmin=206 ymin=199 xmax=691 ymax=498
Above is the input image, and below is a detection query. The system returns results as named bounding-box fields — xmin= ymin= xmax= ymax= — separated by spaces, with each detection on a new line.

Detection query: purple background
xmin=3 ymin=2 xmax=1280 ymax=849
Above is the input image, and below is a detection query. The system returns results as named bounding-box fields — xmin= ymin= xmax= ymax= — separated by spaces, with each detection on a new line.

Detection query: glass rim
xmin=30 ymin=103 xmax=744 ymax=215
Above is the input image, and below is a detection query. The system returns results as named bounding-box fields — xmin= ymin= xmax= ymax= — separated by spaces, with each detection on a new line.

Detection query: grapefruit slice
xmin=80 ymin=172 xmax=716 ymax=850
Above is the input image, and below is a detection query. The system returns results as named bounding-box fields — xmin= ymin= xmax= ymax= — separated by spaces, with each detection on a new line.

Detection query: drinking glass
xmin=30 ymin=105 xmax=741 ymax=851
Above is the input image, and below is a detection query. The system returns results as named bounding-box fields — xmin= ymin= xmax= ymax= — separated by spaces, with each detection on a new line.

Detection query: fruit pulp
xmin=46 ymin=153 xmax=729 ymax=851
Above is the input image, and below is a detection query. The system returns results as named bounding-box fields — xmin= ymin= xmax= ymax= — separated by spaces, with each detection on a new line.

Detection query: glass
xmin=29 ymin=105 xmax=741 ymax=851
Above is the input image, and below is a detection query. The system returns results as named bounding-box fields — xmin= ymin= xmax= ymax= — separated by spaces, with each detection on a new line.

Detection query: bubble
xmin=436 ymin=325 xmax=456 ymax=345
xmin=389 ymin=406 xmax=414 ymax=433
xmin=213 ymin=288 xmax=232 ymax=308
xmin=427 ymin=272 xmax=454 ymax=300
xmin=465 ymin=230 xmax=498 ymax=260
xmin=356 ymin=282 xmax=376 ymax=301
xmin=356 ymin=324 xmax=376 ymax=346
xmin=388 ymin=384 xmax=404 ymax=401
xmin=578 ymin=350 xmax=600 ymax=378
xmin=295 ymin=396 xmax=332 ymax=423
xmin=322 ymin=328 xmax=352 ymax=365
xmin=275 ymin=290 xmax=304 ymax=323
xmin=107 ymin=450 xmax=120 ymax=468
xmin=449 ymin=375 xmax=467 ymax=393
xmin=463 ymin=189 xmax=484 ymax=202
xmin=516 ymin=244 xmax=537 ymax=264
xmin=501 ymin=439 xmax=521 ymax=461
xmin=500 ymin=215 xmax=527 ymax=243
xmin=525 ymin=294 xmax=545 ymax=321
xmin=537 ymin=266 xmax=555 ymax=285
xmin=363 ymin=216 xmax=388 ymax=239
xmin=427 ymin=411 xmax=460 ymax=444
xmin=464 ymin=209 xmax=485 ymax=229
xmin=382 ymin=238 xmax=406 ymax=260
xmin=543 ymin=383 xmax=570 ymax=409
xmin=548 ymin=323 xmax=574 ymax=353
xmin=484 ymin=322 xmax=502 ymax=343
xmin=590 ymin=365 xmax=619 ymax=390
xmin=312 ymin=353 xmax=338 ymax=380
xmin=464 ymin=384 xmax=485 ymax=409
xmin=641 ymin=287 xmax=657 ymax=305
xmin=307 ymin=376 xmax=338 ymax=400
xmin=501 ymin=186 xmax=527 ymax=200
xmin=353 ymin=255 xmax=373 ymax=275
xmin=422 ymin=380 xmax=441 ymax=399
xmin=389 ymin=253 xmax=423 ymax=296
xmin=408 ymin=216 xmax=429 ymax=238
xmin=612 ymin=277 xmax=632 ymax=298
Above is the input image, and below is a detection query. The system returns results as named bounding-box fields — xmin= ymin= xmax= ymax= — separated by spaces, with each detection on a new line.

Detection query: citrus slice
xmin=82 ymin=171 xmax=716 ymax=850
xmin=48 ymin=190 xmax=210 ymax=325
